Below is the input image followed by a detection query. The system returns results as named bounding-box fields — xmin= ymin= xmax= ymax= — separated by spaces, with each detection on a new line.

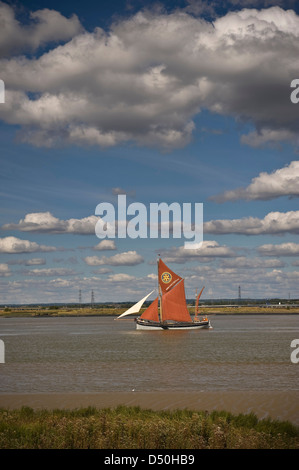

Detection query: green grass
xmin=1 ymin=305 xmax=299 ymax=317
xmin=0 ymin=406 xmax=298 ymax=449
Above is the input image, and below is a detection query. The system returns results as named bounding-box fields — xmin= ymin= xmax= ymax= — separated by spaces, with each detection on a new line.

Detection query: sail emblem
xmin=161 ymin=272 xmax=172 ymax=284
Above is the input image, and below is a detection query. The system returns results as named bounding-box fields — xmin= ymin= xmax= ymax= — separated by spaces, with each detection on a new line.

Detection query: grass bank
xmin=1 ymin=306 xmax=299 ymax=317
xmin=0 ymin=406 xmax=298 ymax=449
xmin=0 ymin=306 xmax=121 ymax=317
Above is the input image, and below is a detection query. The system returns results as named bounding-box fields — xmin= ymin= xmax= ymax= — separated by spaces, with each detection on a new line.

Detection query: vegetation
xmin=1 ymin=304 xmax=299 ymax=317
xmin=0 ymin=406 xmax=298 ymax=449
xmin=0 ymin=306 xmax=125 ymax=317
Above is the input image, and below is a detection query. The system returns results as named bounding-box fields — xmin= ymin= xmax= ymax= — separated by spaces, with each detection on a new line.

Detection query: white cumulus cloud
xmin=0 ymin=236 xmax=57 ymax=253
xmin=220 ymin=257 xmax=285 ymax=268
xmin=0 ymin=263 xmax=11 ymax=277
xmin=2 ymin=212 xmax=99 ymax=235
xmin=107 ymin=273 xmax=136 ymax=282
xmin=0 ymin=5 xmax=299 ymax=149
xmin=24 ymin=268 xmax=77 ymax=276
xmin=0 ymin=2 xmax=83 ymax=57
xmin=84 ymin=250 xmax=144 ymax=266
xmin=211 ymin=161 xmax=299 ymax=202
xmin=161 ymin=240 xmax=236 ymax=263
xmin=93 ymin=240 xmax=117 ymax=251
xmin=204 ymin=211 xmax=299 ymax=235
xmin=258 ymin=242 xmax=299 ymax=256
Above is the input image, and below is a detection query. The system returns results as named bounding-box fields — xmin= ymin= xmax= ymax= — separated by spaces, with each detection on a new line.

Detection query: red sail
xmin=140 ymin=297 xmax=159 ymax=321
xmin=162 ymin=280 xmax=192 ymax=322
xmin=158 ymin=259 xmax=182 ymax=294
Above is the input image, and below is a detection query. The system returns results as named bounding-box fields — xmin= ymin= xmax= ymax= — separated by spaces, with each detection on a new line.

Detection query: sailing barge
xmin=117 ymin=258 xmax=212 ymax=330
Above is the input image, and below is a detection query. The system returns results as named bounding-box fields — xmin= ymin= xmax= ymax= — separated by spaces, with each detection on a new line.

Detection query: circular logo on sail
xmin=161 ymin=272 xmax=172 ymax=284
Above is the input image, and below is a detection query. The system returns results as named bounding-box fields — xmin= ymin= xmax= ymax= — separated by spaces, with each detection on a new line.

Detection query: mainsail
xmin=162 ymin=280 xmax=192 ymax=322
xmin=158 ymin=259 xmax=192 ymax=323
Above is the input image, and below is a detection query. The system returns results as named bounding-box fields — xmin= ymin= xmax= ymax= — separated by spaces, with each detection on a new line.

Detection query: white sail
xmin=116 ymin=290 xmax=155 ymax=319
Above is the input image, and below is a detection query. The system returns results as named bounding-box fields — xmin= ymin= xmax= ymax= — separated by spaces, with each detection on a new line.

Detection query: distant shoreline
xmin=1 ymin=306 xmax=299 ymax=317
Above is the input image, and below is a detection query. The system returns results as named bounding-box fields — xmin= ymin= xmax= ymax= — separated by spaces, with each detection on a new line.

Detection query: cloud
xmin=24 ymin=268 xmax=77 ymax=276
xmin=7 ymin=258 xmax=46 ymax=266
xmin=112 ymin=188 xmax=136 ymax=198
xmin=1 ymin=258 xmax=298 ymax=302
xmin=0 ymin=6 xmax=299 ymax=149
xmin=0 ymin=2 xmax=83 ymax=57
xmin=258 ymin=242 xmax=299 ymax=256
xmin=211 ymin=161 xmax=299 ymax=202
xmin=92 ymin=267 xmax=112 ymax=274
xmin=185 ymin=1 xmax=297 ymax=18
xmin=107 ymin=273 xmax=136 ymax=282
xmin=240 ymin=128 xmax=297 ymax=148
xmin=2 ymin=211 xmax=98 ymax=234
xmin=161 ymin=240 xmax=236 ymax=263
xmin=220 ymin=257 xmax=285 ymax=268
xmin=84 ymin=250 xmax=144 ymax=266
xmin=204 ymin=210 xmax=299 ymax=235
xmin=53 ymin=256 xmax=78 ymax=264
xmin=48 ymin=278 xmax=73 ymax=288
xmin=0 ymin=236 xmax=57 ymax=253
xmin=10 ymin=209 xmax=299 ymax=241
xmin=93 ymin=240 xmax=116 ymax=251
xmin=0 ymin=263 xmax=11 ymax=277
xmin=186 ymin=262 xmax=299 ymax=298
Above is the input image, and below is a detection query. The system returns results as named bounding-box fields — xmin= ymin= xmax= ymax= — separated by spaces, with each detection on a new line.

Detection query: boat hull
xmin=135 ymin=318 xmax=212 ymax=330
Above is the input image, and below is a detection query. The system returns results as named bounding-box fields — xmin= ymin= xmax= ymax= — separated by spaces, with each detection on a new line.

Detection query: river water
xmin=0 ymin=315 xmax=298 ymax=393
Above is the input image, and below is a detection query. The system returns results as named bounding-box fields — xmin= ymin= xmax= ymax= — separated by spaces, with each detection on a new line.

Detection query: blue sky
xmin=0 ymin=0 xmax=299 ymax=303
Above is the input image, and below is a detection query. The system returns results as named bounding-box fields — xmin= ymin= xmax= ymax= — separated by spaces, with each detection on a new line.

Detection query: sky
xmin=0 ymin=0 xmax=299 ymax=304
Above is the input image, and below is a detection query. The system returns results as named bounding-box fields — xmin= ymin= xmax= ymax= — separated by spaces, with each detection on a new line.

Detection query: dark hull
xmin=135 ymin=318 xmax=211 ymax=330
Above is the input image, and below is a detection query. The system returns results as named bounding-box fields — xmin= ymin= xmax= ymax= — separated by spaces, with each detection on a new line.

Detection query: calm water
xmin=0 ymin=315 xmax=298 ymax=393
